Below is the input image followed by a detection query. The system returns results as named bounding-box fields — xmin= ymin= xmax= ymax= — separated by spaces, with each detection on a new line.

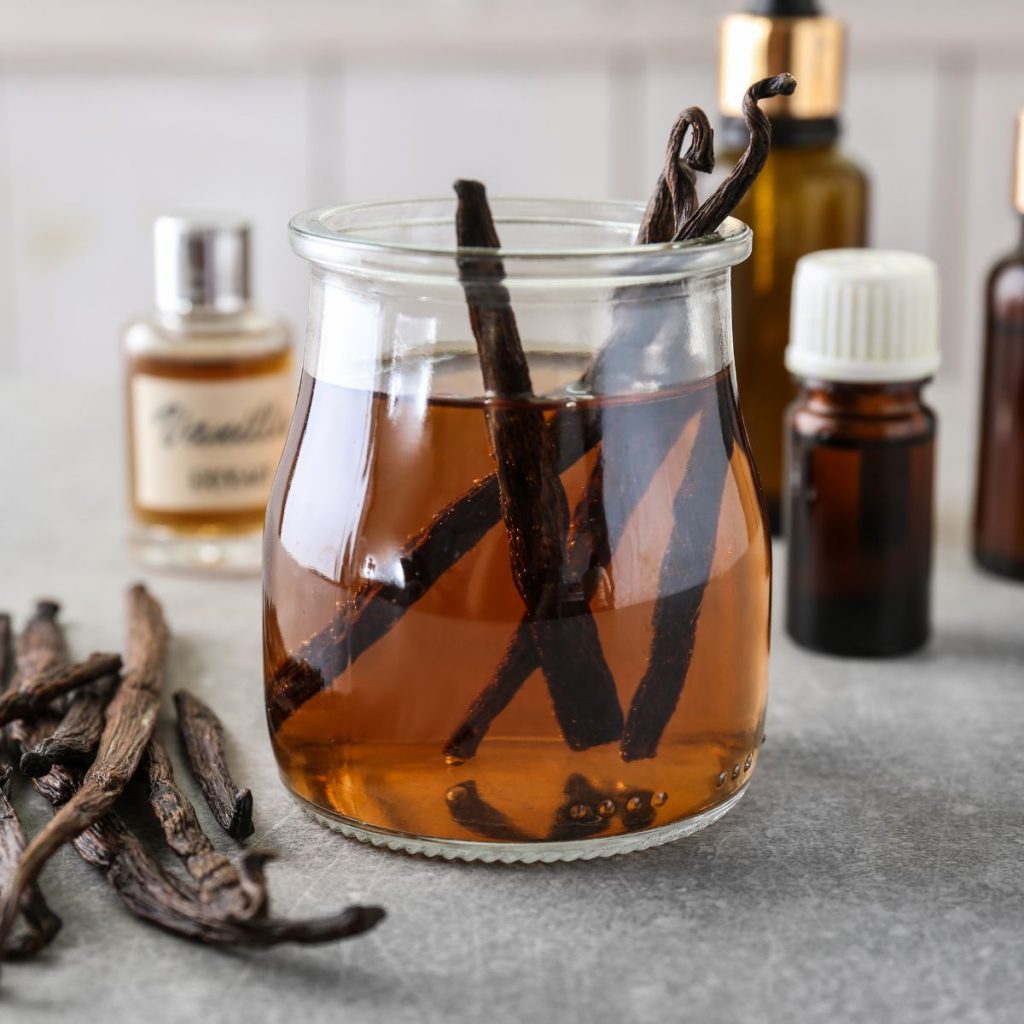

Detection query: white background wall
xmin=0 ymin=0 xmax=1021 ymax=392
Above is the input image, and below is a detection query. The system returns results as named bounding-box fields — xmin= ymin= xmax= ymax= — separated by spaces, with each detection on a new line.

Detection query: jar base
xmin=290 ymin=785 xmax=749 ymax=864
xmin=130 ymin=524 xmax=262 ymax=575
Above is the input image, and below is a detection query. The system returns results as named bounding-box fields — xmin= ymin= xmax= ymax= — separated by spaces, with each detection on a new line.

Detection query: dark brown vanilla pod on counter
xmin=0 ymin=652 xmax=121 ymax=728
xmin=453 ymin=178 xmax=624 ymax=751
xmin=19 ymin=676 xmax=116 ymax=777
xmin=0 ymin=584 xmax=167 ymax=950
xmin=174 ymin=689 xmax=254 ymax=840
xmin=0 ymin=764 xmax=63 ymax=959
xmin=0 ymin=607 xmax=64 ymax=960
xmin=143 ymin=738 xmax=268 ymax=920
xmin=621 ymin=378 xmax=738 ymax=761
xmin=7 ymin=670 xmax=383 ymax=952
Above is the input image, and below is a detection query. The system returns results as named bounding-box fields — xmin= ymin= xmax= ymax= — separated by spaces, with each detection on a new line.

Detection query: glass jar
xmin=263 ymin=198 xmax=771 ymax=862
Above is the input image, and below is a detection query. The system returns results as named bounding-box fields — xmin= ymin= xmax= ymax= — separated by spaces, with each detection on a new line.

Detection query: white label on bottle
xmin=131 ymin=372 xmax=293 ymax=512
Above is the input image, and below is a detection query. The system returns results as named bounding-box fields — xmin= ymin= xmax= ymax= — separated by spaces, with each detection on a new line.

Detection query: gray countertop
xmin=2 ymin=377 xmax=1023 ymax=1024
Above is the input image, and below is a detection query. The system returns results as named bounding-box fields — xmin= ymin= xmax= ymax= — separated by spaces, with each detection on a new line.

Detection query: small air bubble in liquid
xmin=625 ymin=797 xmax=643 ymax=813
xmin=652 ymin=791 xmax=668 ymax=807
xmin=597 ymin=799 xmax=615 ymax=818
xmin=732 ymin=763 xmax=741 ymax=780
xmin=445 ymin=786 xmax=466 ymax=804
xmin=744 ymin=754 xmax=753 ymax=772
xmin=569 ymin=804 xmax=590 ymax=820
xmin=716 ymin=772 xmax=727 ymax=788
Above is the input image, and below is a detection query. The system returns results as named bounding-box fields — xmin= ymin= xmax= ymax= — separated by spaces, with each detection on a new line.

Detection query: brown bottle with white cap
xmin=784 ymin=249 xmax=941 ymax=657
xmin=973 ymin=113 xmax=1024 ymax=581
xmin=123 ymin=216 xmax=293 ymax=572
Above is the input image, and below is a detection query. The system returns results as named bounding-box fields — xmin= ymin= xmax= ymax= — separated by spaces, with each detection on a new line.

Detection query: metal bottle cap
xmin=719 ymin=3 xmax=845 ymax=121
xmin=153 ymin=215 xmax=251 ymax=316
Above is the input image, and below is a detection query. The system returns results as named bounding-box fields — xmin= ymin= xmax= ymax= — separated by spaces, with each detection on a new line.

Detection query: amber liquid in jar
xmin=264 ymin=352 xmax=770 ymax=846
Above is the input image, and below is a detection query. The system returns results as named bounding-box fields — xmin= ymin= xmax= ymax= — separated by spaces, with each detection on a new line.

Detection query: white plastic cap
xmin=786 ymin=249 xmax=941 ymax=383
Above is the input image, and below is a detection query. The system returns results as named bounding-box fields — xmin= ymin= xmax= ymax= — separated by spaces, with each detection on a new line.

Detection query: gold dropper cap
xmin=719 ymin=12 xmax=845 ymax=120
xmin=1014 ymin=111 xmax=1024 ymax=214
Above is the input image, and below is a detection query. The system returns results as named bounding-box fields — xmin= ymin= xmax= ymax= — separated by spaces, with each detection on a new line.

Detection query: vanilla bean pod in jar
xmin=785 ymin=250 xmax=940 ymax=657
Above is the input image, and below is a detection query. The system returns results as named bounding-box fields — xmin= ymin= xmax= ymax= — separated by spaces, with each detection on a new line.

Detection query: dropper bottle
xmin=719 ymin=0 xmax=869 ymax=533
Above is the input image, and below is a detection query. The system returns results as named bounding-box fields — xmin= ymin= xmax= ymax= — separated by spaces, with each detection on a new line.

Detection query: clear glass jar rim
xmin=288 ymin=197 xmax=752 ymax=282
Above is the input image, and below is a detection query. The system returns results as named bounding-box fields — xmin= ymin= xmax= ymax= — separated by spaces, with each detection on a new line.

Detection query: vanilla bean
xmin=637 ymin=106 xmax=714 ymax=244
xmin=0 ymin=605 xmax=68 ymax=961
xmin=15 ymin=601 xmax=67 ymax=684
xmin=621 ymin=376 xmax=738 ymax=761
xmin=444 ymin=457 xmax=613 ymax=762
xmin=454 ymin=178 xmax=624 ymax=751
xmin=0 ymin=762 xmax=62 ymax=959
xmin=18 ymin=677 xmax=115 ymax=778
xmin=675 ymin=75 xmax=796 ymax=242
xmin=8 ymin=686 xmax=382 ymax=950
xmin=143 ymin=737 xmax=267 ymax=919
xmin=174 ymin=690 xmax=253 ymax=840
xmin=0 ymin=584 xmax=168 ymax=948
xmin=0 ymin=652 xmax=121 ymax=728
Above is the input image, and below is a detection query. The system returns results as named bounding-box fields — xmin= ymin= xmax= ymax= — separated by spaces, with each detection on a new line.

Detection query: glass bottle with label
xmin=719 ymin=0 xmax=869 ymax=532
xmin=124 ymin=216 xmax=293 ymax=572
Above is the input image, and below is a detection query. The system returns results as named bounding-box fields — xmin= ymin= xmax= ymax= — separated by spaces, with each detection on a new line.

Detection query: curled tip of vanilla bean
xmin=638 ymin=106 xmax=715 ymax=245
xmin=674 ymin=73 xmax=797 ymax=242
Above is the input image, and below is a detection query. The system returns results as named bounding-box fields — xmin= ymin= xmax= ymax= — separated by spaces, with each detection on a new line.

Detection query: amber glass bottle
xmin=720 ymin=0 xmax=869 ymax=532
xmin=784 ymin=250 xmax=940 ymax=657
xmin=973 ymin=113 xmax=1024 ymax=580
xmin=123 ymin=217 xmax=293 ymax=572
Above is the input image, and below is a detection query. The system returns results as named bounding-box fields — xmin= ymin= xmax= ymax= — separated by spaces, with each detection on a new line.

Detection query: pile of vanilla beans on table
xmin=0 ymin=586 xmax=385 ymax=965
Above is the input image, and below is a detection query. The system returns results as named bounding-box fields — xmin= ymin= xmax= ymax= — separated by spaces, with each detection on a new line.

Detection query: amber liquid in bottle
xmin=264 ymin=353 xmax=770 ymax=844
xmin=729 ymin=145 xmax=869 ymax=532
xmin=126 ymin=344 xmax=292 ymax=537
xmin=974 ymin=219 xmax=1024 ymax=579
xmin=786 ymin=381 xmax=935 ymax=656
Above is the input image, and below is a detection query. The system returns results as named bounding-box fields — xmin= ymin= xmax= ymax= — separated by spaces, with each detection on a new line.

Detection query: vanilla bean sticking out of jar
xmin=267 ymin=83 xmax=787 ymax=733
xmin=637 ymin=106 xmax=715 ymax=244
xmin=174 ymin=689 xmax=254 ymax=841
xmin=675 ymin=75 xmax=796 ymax=242
xmin=453 ymin=178 xmax=624 ymax=751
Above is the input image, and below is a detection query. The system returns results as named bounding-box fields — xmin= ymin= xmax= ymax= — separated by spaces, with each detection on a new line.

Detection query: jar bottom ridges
xmin=290 ymin=784 xmax=751 ymax=864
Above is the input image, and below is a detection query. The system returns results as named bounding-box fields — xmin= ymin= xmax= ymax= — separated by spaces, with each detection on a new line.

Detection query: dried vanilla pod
xmin=174 ymin=689 xmax=254 ymax=841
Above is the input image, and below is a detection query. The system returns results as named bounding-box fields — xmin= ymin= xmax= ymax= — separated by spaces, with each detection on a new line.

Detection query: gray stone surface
xmin=1 ymin=377 xmax=1023 ymax=1023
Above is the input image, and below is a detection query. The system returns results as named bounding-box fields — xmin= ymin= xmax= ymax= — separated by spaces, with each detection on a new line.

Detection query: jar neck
xmin=796 ymin=379 xmax=929 ymax=419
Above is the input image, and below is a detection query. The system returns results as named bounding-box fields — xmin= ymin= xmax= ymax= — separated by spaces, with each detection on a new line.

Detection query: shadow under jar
xmin=263 ymin=199 xmax=771 ymax=862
